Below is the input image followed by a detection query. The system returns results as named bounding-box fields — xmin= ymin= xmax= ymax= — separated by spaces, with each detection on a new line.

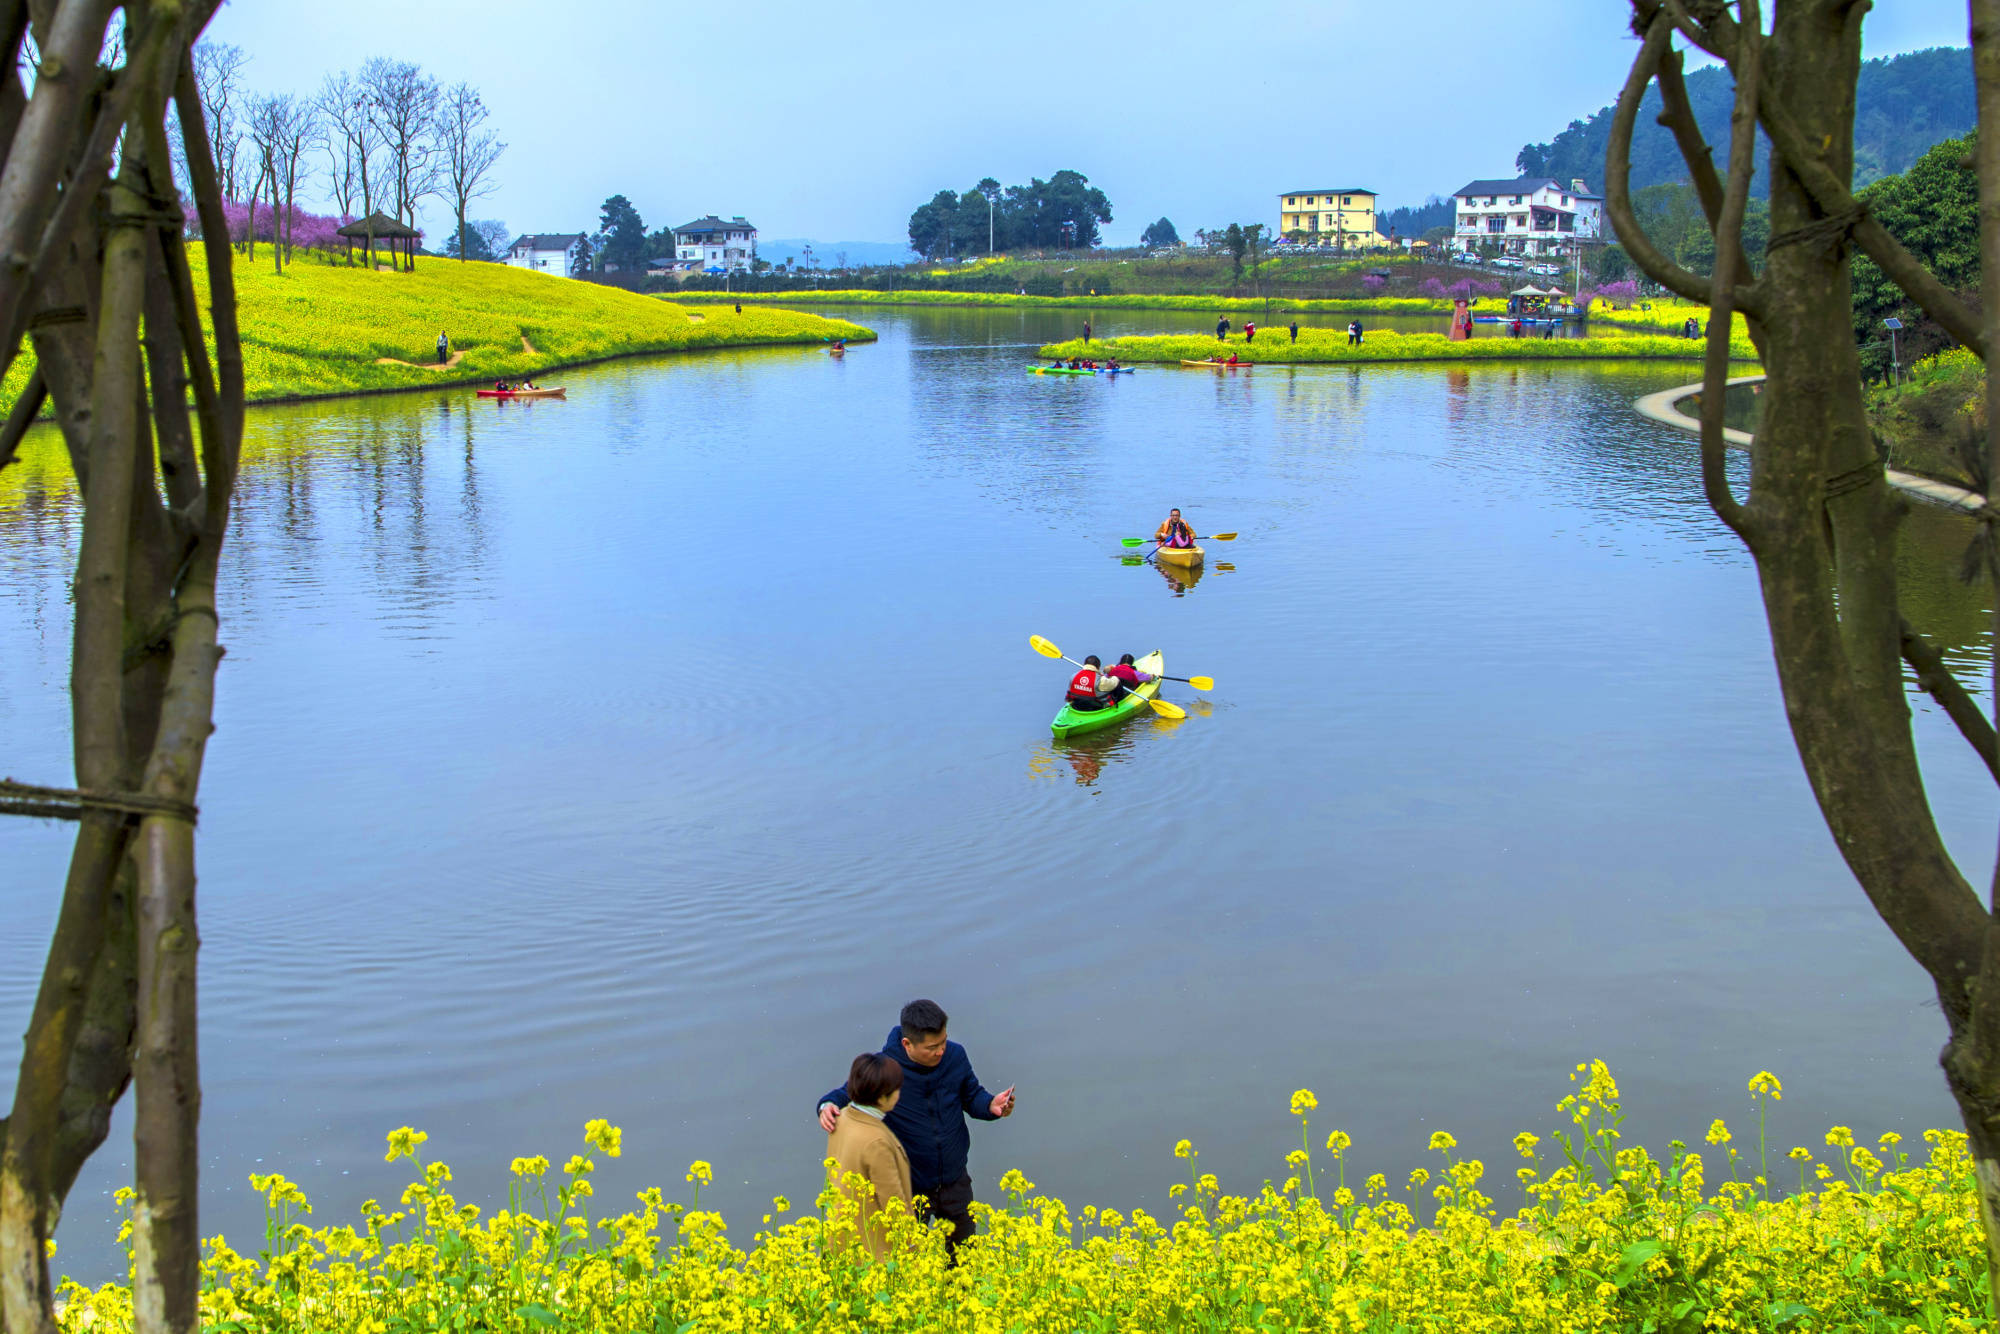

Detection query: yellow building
xmin=1278 ymin=188 xmax=1387 ymax=248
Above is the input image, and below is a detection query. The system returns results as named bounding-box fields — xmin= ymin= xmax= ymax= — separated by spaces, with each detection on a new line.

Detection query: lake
xmin=2 ymin=303 xmax=1992 ymax=1280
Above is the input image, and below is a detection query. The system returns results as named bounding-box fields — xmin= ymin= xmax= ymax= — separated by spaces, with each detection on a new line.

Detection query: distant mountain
xmin=1516 ymin=46 xmax=1973 ymax=192
xmin=758 ymin=237 xmax=916 ymax=269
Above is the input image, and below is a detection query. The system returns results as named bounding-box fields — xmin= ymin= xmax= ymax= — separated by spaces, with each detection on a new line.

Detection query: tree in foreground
xmin=1603 ymin=0 xmax=2000 ymax=1306
xmin=0 ymin=5 xmax=244 ymax=1333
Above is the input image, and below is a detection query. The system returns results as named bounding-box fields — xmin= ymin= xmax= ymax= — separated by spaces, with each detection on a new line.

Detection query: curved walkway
xmin=1634 ymin=373 xmax=1985 ymax=513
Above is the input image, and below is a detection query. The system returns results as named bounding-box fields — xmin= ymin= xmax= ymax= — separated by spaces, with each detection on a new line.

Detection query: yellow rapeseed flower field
xmin=1037 ymin=325 xmax=1761 ymax=366
xmin=52 ymin=1063 xmax=1987 ymax=1333
xmin=0 ymin=248 xmax=872 ymax=414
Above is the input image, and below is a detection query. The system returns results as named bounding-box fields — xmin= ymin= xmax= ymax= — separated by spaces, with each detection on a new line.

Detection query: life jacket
xmin=1067 ymin=667 xmax=1104 ymax=700
xmin=1164 ymin=520 xmax=1193 ymax=547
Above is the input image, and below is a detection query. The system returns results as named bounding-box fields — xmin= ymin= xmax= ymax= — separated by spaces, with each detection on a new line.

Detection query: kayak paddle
xmin=1120 ymin=532 xmax=1236 ymax=546
xmin=1159 ymin=674 xmax=1214 ymax=690
xmin=1028 ymin=636 xmax=1187 ymax=720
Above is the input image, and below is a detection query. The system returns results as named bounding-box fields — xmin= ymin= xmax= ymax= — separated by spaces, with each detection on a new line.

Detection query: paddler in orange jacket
xmin=1154 ymin=509 xmax=1197 ymax=549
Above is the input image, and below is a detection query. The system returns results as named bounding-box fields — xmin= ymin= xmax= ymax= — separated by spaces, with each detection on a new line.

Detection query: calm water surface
xmin=2 ymin=305 xmax=1993 ymax=1279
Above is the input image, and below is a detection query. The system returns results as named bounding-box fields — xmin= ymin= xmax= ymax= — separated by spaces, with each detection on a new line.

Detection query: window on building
xmin=1486 ymin=217 xmax=1505 ymax=233
xmin=1562 ymin=196 xmax=1570 ymax=205
xmin=1342 ymin=195 xmax=1351 ymax=204
xmin=1558 ymin=215 xmax=1574 ymax=232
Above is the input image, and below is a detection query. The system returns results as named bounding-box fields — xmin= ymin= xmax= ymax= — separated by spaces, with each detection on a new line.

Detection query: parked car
xmin=1491 ymin=257 xmax=1525 ymax=270
xmin=1528 ymin=263 xmax=1561 ymax=276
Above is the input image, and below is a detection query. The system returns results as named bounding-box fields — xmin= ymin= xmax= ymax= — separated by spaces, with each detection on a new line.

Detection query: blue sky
xmin=206 ymin=0 xmax=1967 ymax=249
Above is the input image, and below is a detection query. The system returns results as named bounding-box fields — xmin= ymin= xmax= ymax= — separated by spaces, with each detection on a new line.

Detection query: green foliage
xmin=596 ymin=194 xmax=648 ymax=273
xmin=1851 ymin=133 xmax=1977 ymax=348
xmin=442 ymin=219 xmax=504 ymax=262
xmin=1867 ymin=345 xmax=1986 ymax=484
xmin=1517 ymin=45 xmax=1973 ymax=193
xmin=1380 ymin=195 xmax=1454 ymax=240
xmin=1139 ymin=216 xmax=1179 ymax=248
xmin=50 ymin=1066 xmax=1987 ymax=1334
xmin=906 ymin=169 xmax=1113 ymax=258
xmin=1622 ymin=182 xmax=1768 ymax=277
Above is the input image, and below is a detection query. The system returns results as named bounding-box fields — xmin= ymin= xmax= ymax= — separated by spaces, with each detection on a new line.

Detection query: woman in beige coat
xmin=825 ymin=1052 xmax=913 ymax=1262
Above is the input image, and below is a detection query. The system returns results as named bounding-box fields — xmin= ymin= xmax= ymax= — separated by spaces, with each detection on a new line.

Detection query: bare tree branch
xmin=0 ymin=362 xmax=44 ymax=470
xmin=1605 ymin=13 xmax=1740 ymax=305
xmin=1897 ymin=620 xmax=2000 ymax=782
xmin=1695 ymin=0 xmax=1760 ymax=537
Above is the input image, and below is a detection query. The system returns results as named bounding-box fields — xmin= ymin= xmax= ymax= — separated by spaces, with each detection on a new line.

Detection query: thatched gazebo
xmin=337 ymin=211 xmax=422 ymax=270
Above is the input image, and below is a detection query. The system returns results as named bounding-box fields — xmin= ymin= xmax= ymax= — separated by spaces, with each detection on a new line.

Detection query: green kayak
xmin=1029 ymin=365 xmax=1097 ymax=375
xmin=1050 ymin=650 xmax=1164 ymax=740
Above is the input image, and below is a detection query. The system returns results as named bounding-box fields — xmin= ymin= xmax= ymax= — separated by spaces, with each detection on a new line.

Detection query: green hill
xmin=1517 ymin=46 xmax=1972 ymax=193
xmin=1 ymin=248 xmax=872 ymax=412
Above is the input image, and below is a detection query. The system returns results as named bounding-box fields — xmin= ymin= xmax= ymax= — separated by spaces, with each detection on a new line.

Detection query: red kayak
xmin=476 ymin=386 xmax=566 ymax=399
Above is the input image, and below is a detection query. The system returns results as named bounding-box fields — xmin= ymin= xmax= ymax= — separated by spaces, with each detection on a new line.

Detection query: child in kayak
xmin=1154 ymin=509 xmax=1197 ymax=549
xmin=1064 ymin=656 xmax=1118 ymax=712
xmin=1105 ymin=653 xmax=1157 ymax=701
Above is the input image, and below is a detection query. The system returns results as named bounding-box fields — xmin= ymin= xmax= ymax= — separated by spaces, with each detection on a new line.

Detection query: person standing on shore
xmin=1216 ymin=315 xmax=1229 ymax=341
xmin=1289 ymin=321 xmax=1298 ymax=343
xmin=1353 ymin=319 xmax=1365 ymax=346
xmin=816 ymin=999 xmax=1015 ymax=1254
xmin=1244 ymin=320 xmax=1256 ymax=343
xmin=1083 ymin=319 xmax=1092 ymax=345
xmin=824 ymin=1052 xmax=913 ymax=1263
xmin=436 ymin=330 xmax=449 ymax=364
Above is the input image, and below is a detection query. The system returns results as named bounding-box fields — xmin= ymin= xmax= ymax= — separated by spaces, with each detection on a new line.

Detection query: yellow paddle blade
xmin=1029 ymin=635 xmax=1064 ymax=659
xmin=1206 ymin=532 xmax=1237 ymax=541
xmin=1186 ymin=675 xmax=1214 ymax=691
xmin=1146 ymin=697 xmax=1188 ymax=720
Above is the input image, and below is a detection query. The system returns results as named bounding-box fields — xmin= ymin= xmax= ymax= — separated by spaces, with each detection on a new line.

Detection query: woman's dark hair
xmin=848 ymin=1052 xmax=904 ymax=1107
xmin=1118 ymin=654 xmax=1135 ymax=665
xmin=899 ymin=998 xmax=949 ymax=1040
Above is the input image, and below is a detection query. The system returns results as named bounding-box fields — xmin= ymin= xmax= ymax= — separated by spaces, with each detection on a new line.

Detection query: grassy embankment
xmin=1867 ymin=346 xmax=1983 ymax=485
xmin=0 ymin=249 xmax=872 ymax=414
xmin=1036 ymin=325 xmax=1761 ymax=366
xmin=51 ymin=1065 xmax=1985 ymax=1333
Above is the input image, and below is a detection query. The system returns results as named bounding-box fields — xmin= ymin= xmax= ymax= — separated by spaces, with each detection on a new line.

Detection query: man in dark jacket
xmin=817 ymin=999 xmax=1015 ymax=1250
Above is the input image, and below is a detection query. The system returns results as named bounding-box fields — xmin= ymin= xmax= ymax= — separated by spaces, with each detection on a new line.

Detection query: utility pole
xmin=1882 ymin=317 xmax=1903 ymax=384
xmin=988 ymin=190 xmax=995 ymax=255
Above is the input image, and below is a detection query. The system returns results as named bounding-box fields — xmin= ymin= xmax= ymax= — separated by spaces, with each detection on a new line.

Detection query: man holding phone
xmin=817 ymin=998 xmax=1015 ymax=1250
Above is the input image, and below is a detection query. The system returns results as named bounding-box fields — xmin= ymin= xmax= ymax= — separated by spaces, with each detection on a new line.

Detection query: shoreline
xmin=1632 ymin=374 xmax=1986 ymax=512
xmin=8 ymin=326 xmax=875 ymax=424
xmin=1036 ymin=329 xmax=1759 ymax=367
xmin=223 ymin=333 xmax=873 ymax=412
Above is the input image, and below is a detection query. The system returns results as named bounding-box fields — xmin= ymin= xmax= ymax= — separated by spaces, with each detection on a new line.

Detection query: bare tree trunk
xmin=0 ymin=7 xmax=241 ymax=1333
xmin=1610 ymin=0 xmax=2000 ymax=1308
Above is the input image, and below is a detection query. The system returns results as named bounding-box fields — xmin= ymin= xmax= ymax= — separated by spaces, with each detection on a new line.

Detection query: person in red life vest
xmin=1064 ymin=655 xmax=1118 ymax=712
xmin=1154 ymin=508 xmax=1197 ymax=549
xmin=1104 ymin=653 xmax=1157 ymax=701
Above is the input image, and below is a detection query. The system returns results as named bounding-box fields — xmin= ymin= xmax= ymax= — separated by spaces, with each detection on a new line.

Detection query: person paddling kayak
xmin=1154 ymin=508 xmax=1197 ymax=549
xmin=1064 ymin=656 xmax=1118 ymax=712
xmin=1105 ymin=653 xmax=1158 ymax=700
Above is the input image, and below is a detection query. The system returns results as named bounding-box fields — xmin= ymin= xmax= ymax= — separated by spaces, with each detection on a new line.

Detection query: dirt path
xmin=521 ymin=335 xmax=537 ymax=354
xmin=376 ymin=349 xmax=465 ymax=372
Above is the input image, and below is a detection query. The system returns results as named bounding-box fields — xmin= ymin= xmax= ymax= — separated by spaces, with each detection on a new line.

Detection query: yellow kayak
xmin=1156 ymin=543 xmax=1204 ymax=568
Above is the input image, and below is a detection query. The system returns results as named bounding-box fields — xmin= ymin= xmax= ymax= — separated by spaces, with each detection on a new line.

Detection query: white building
xmin=505 ymin=232 xmax=589 ymax=275
xmin=1450 ymin=178 xmax=1603 ymax=256
xmin=673 ymin=216 xmax=757 ymax=273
